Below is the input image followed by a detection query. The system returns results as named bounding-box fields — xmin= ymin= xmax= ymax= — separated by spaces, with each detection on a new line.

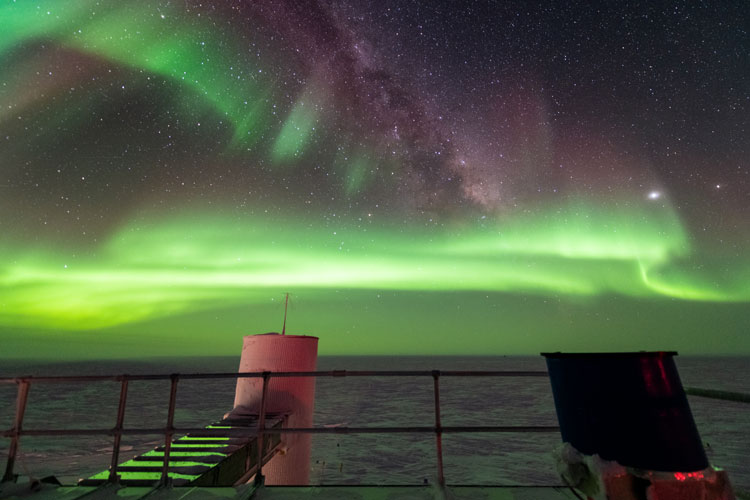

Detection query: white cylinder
xmin=233 ymin=333 xmax=318 ymax=485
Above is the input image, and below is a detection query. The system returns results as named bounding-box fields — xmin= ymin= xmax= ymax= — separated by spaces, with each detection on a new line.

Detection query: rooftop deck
xmin=1 ymin=369 xmax=560 ymax=494
xmin=3 ymin=368 xmax=749 ymax=499
xmin=1 ymin=482 xmax=578 ymax=499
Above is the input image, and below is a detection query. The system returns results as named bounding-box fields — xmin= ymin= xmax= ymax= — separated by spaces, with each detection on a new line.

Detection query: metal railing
xmin=0 ymin=370 xmax=556 ymax=487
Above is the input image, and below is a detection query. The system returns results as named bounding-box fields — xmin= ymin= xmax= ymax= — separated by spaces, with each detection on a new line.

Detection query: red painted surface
xmin=233 ymin=333 xmax=319 ymax=485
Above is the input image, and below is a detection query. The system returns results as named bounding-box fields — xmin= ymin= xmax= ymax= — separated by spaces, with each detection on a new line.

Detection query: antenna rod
xmin=281 ymin=293 xmax=289 ymax=335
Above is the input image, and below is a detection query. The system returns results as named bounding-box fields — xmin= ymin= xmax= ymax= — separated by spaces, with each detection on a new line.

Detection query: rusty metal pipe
xmin=1 ymin=380 xmax=30 ymax=483
xmin=254 ymin=371 xmax=271 ymax=486
xmin=108 ymin=377 xmax=129 ymax=483
xmin=159 ymin=374 xmax=179 ymax=486
xmin=433 ymin=370 xmax=445 ymax=487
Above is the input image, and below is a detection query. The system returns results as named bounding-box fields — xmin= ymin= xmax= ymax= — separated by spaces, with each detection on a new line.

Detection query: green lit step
xmin=83 ymin=470 xmax=201 ymax=487
xmin=153 ymin=446 xmax=239 ymax=453
xmin=79 ymin=414 xmax=286 ymax=487
xmin=170 ymin=439 xmax=242 ymax=445
xmin=120 ymin=459 xmax=217 ymax=468
xmin=142 ymin=450 xmax=228 ymax=458
xmin=140 ymin=450 xmax=227 ymax=462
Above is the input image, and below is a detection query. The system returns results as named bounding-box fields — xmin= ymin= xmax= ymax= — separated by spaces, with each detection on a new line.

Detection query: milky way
xmin=1 ymin=0 xmax=748 ymax=357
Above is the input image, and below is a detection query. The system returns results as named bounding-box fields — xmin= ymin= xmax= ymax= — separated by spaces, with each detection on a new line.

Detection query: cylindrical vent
xmin=542 ymin=351 xmax=708 ymax=472
xmin=234 ymin=333 xmax=318 ymax=485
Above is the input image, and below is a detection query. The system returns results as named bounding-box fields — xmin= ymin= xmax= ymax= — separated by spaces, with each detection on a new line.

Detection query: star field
xmin=0 ymin=0 xmax=748 ymax=357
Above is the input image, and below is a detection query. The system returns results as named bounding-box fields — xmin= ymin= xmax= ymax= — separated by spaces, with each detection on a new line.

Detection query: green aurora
xmin=1 ymin=1 xmax=748 ymax=358
xmin=2 ymin=202 xmax=748 ymax=358
xmin=2 ymin=1 xmax=270 ymax=148
xmin=1 ymin=0 xmax=325 ymax=156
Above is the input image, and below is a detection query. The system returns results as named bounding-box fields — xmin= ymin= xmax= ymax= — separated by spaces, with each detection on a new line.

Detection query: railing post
xmin=2 ymin=379 xmax=30 ymax=483
xmin=432 ymin=370 xmax=445 ymax=487
xmin=254 ymin=371 xmax=271 ymax=486
xmin=108 ymin=376 xmax=129 ymax=483
xmin=159 ymin=374 xmax=179 ymax=486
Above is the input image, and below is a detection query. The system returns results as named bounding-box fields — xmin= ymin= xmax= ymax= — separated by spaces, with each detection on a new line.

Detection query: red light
xmin=672 ymin=471 xmax=704 ymax=482
xmin=656 ymin=356 xmax=673 ymax=395
xmin=640 ymin=355 xmax=674 ymax=397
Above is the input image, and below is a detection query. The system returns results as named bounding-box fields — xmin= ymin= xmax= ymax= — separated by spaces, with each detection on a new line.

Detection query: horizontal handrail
xmin=1 ymin=369 xmax=554 ymax=486
xmin=686 ymin=386 xmax=750 ymax=404
xmin=0 ymin=370 xmax=549 ymax=384
xmin=3 ymin=370 xmax=747 ymax=487
xmin=260 ymin=425 xmax=561 ymax=434
xmin=2 ymin=425 xmax=560 ymax=439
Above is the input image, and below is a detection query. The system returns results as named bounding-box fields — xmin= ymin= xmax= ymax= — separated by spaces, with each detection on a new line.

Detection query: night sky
xmin=1 ymin=0 xmax=748 ymax=358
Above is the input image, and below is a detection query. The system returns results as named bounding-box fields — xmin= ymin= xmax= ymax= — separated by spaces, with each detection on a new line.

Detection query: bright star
xmin=648 ymin=191 xmax=661 ymax=200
